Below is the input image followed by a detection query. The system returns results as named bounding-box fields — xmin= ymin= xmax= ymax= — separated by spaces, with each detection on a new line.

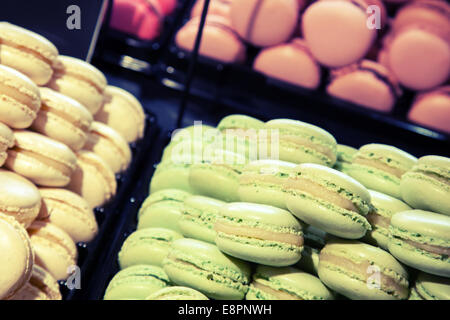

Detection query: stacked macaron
xmin=0 ymin=22 xmax=147 ymax=300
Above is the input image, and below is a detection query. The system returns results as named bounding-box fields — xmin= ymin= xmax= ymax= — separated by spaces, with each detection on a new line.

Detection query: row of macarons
xmin=0 ymin=22 xmax=147 ymax=300
xmin=175 ymin=0 xmax=450 ymax=133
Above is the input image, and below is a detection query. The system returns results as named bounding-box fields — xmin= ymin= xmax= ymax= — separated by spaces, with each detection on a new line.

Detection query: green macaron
xmin=215 ymin=202 xmax=304 ymax=267
xmin=347 ymin=144 xmax=417 ymax=199
xmin=238 ymin=159 xmax=297 ymax=209
xmin=364 ymin=190 xmax=412 ymax=250
xmin=118 ymin=228 xmax=183 ymax=269
xmin=265 ymin=119 xmax=338 ymax=167
xmin=163 ymin=238 xmax=251 ymax=300
xmin=179 ymin=195 xmax=225 ymax=243
xmin=318 ymin=239 xmax=410 ymax=300
xmin=217 ymin=114 xmax=265 ymax=131
xmin=388 ymin=210 xmax=450 ymax=278
xmin=400 ymin=155 xmax=450 ymax=216
xmin=409 ymin=272 xmax=450 ymax=300
xmin=103 ymin=265 xmax=170 ymax=300
xmin=146 ymin=286 xmax=209 ymax=300
xmin=285 ymin=163 xmax=372 ymax=239
xmin=150 ymin=160 xmax=196 ymax=194
xmin=333 ymin=144 xmax=358 ymax=174
xmin=137 ymin=189 xmax=191 ymax=232
xmin=246 ymin=265 xmax=334 ymax=300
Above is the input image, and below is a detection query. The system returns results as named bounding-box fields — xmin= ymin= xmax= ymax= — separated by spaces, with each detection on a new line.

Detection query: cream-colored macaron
xmin=83 ymin=121 xmax=132 ymax=173
xmin=0 ymin=213 xmax=34 ymax=300
xmin=94 ymin=86 xmax=146 ymax=143
xmin=0 ymin=22 xmax=59 ymax=85
xmin=31 ymin=87 xmax=93 ymax=151
xmin=28 ymin=220 xmax=78 ymax=281
xmin=5 ymin=130 xmax=77 ymax=187
xmin=38 ymin=188 xmax=98 ymax=243
xmin=67 ymin=151 xmax=117 ymax=208
xmin=0 ymin=122 xmax=14 ymax=166
xmin=47 ymin=56 xmax=107 ymax=115
xmin=0 ymin=169 xmax=41 ymax=228
xmin=0 ymin=64 xmax=41 ymax=129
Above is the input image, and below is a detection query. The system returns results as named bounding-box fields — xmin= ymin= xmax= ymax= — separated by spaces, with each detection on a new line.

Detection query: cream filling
xmin=402 ymin=239 xmax=450 ymax=256
xmin=353 ymin=157 xmax=405 ymax=178
xmin=10 ymin=147 xmax=73 ymax=176
xmin=252 ymin=282 xmax=301 ymax=300
xmin=282 ymin=135 xmax=335 ymax=161
xmin=0 ymin=81 xmax=39 ymax=112
xmin=366 ymin=211 xmax=390 ymax=229
xmin=0 ymin=39 xmax=53 ymax=65
xmin=40 ymin=104 xmax=90 ymax=132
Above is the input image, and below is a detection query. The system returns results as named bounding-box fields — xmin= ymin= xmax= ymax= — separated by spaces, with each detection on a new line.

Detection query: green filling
xmin=217 ymin=232 xmax=303 ymax=253
xmin=182 ymin=206 xmax=217 ymax=229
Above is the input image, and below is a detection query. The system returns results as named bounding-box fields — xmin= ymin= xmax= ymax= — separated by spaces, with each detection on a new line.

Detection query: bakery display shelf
xmin=59 ymin=112 xmax=160 ymax=300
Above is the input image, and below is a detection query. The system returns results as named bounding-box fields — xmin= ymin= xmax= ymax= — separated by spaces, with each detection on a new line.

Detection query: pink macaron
xmin=191 ymin=0 xmax=234 ymax=18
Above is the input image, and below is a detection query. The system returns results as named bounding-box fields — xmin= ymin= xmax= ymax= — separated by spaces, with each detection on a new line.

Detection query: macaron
xmin=0 ymin=213 xmax=34 ymax=300
xmin=0 ymin=22 xmax=58 ymax=85
xmin=301 ymin=0 xmax=379 ymax=67
xmin=0 ymin=122 xmax=14 ymax=166
xmin=191 ymin=0 xmax=233 ymax=18
xmin=8 ymin=265 xmax=62 ymax=300
xmin=295 ymin=245 xmax=321 ymax=276
xmin=137 ymin=189 xmax=191 ymax=233
xmin=238 ymin=159 xmax=296 ymax=209
xmin=118 ymin=228 xmax=183 ymax=269
xmin=0 ymin=169 xmax=41 ymax=228
xmin=217 ymin=114 xmax=265 ymax=132
xmin=327 ymin=60 xmax=401 ymax=113
xmin=38 ymin=188 xmax=98 ymax=243
xmin=230 ymin=0 xmax=299 ymax=47
xmin=104 ymin=265 xmax=170 ymax=300
xmin=409 ymin=272 xmax=450 ymax=300
xmin=318 ymin=239 xmax=410 ymax=300
xmin=400 ymin=155 xmax=450 ymax=216
xmin=285 ymin=163 xmax=372 ymax=239
xmin=163 ymin=238 xmax=251 ymax=300
xmin=265 ymin=119 xmax=338 ymax=167
xmin=5 ymin=130 xmax=77 ymax=187
xmin=28 ymin=220 xmax=77 ymax=281
xmin=333 ymin=144 xmax=358 ymax=175
xmin=176 ymin=15 xmax=246 ymax=63
xmin=150 ymin=160 xmax=196 ymax=194
xmin=388 ymin=210 xmax=450 ymax=278
xmin=31 ymin=87 xmax=93 ymax=151
xmin=215 ymin=202 xmax=304 ymax=267
xmin=246 ymin=265 xmax=334 ymax=300
xmin=189 ymin=149 xmax=248 ymax=202
xmin=67 ymin=151 xmax=117 ymax=208
xmin=347 ymin=143 xmax=417 ymax=199
xmin=0 ymin=64 xmax=41 ymax=129
xmin=47 ymin=55 xmax=107 ymax=115
xmin=94 ymin=86 xmax=146 ymax=143
xmin=408 ymin=86 xmax=450 ymax=134
xmin=146 ymin=286 xmax=209 ymax=300
xmin=83 ymin=121 xmax=132 ymax=174
xmin=180 ymin=195 xmax=225 ymax=243
xmin=253 ymin=39 xmax=322 ymax=89
xmin=364 ymin=190 xmax=412 ymax=250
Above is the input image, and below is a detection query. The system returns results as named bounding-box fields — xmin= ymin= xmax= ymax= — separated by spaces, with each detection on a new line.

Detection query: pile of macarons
xmin=175 ymin=0 xmax=450 ymax=134
xmin=105 ymin=114 xmax=449 ymax=300
xmin=0 ymin=22 xmax=146 ymax=300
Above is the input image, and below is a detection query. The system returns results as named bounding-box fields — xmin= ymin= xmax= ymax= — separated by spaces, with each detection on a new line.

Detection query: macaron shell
xmin=138 ymin=200 xmax=185 ymax=233
xmin=0 ymin=122 xmax=14 ymax=166
xmin=217 ymin=114 xmax=265 ymax=131
xmin=415 ymin=272 xmax=450 ymax=300
xmin=150 ymin=162 xmax=196 ymax=194
xmin=191 ymin=0 xmax=232 ymax=18
xmin=146 ymin=286 xmax=209 ymax=300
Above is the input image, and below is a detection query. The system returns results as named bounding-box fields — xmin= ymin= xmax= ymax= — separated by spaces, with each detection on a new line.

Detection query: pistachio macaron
xmin=347 ymin=143 xmax=417 ymax=199
xmin=333 ymin=144 xmax=358 ymax=175
xmin=83 ymin=121 xmax=132 ymax=173
xmin=5 ymin=130 xmax=77 ymax=187
xmin=0 ymin=169 xmax=41 ymax=228
xmin=0 ymin=213 xmax=34 ymax=300
xmin=217 ymin=114 xmax=265 ymax=132
xmin=318 ymin=239 xmax=410 ymax=300
xmin=94 ymin=86 xmax=146 ymax=143
xmin=0 ymin=122 xmax=14 ymax=166
xmin=67 ymin=151 xmax=117 ymax=208
xmin=409 ymin=272 xmax=450 ymax=300
xmin=31 ymin=87 xmax=93 ymax=151
xmin=0 ymin=22 xmax=58 ymax=85
xmin=388 ymin=210 xmax=450 ymax=278
xmin=163 ymin=238 xmax=251 ymax=300
xmin=150 ymin=160 xmax=196 ymax=194
xmin=0 ymin=64 xmax=41 ymax=129
xmin=215 ymin=202 xmax=304 ymax=267
xmin=146 ymin=286 xmax=209 ymax=300
xmin=285 ymin=163 xmax=372 ymax=239
xmin=238 ymin=159 xmax=296 ymax=209
xmin=47 ymin=56 xmax=107 ymax=115
xmin=118 ymin=228 xmax=183 ymax=269
xmin=38 ymin=188 xmax=98 ymax=243
xmin=246 ymin=265 xmax=334 ymax=300
xmin=265 ymin=119 xmax=337 ymax=167
xmin=400 ymin=155 xmax=450 ymax=216
xmin=137 ymin=189 xmax=191 ymax=233
xmin=180 ymin=195 xmax=225 ymax=243
xmin=104 ymin=265 xmax=170 ymax=300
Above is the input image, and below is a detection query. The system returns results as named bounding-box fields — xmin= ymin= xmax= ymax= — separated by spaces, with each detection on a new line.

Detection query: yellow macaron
xmin=0 ymin=122 xmax=14 ymax=166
